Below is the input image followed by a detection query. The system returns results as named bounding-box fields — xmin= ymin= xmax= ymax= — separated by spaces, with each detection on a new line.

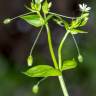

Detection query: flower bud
xmin=78 ymin=54 xmax=83 ymax=63
xmin=27 ymin=55 xmax=33 ymax=66
xmin=32 ymin=84 xmax=39 ymax=94
xmin=3 ymin=18 xmax=11 ymax=24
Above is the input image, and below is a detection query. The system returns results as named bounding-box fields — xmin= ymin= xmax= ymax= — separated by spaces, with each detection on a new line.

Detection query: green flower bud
xmin=78 ymin=54 xmax=83 ymax=63
xmin=3 ymin=18 xmax=11 ymax=24
xmin=48 ymin=2 xmax=52 ymax=8
xmin=27 ymin=55 xmax=33 ymax=66
xmin=32 ymin=84 xmax=39 ymax=94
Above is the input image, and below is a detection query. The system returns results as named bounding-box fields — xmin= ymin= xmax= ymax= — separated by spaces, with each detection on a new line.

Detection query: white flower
xmin=79 ymin=3 xmax=91 ymax=12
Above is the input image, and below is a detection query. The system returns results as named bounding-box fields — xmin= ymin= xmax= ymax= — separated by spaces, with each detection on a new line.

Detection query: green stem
xmin=49 ymin=12 xmax=76 ymax=19
xmin=71 ymin=34 xmax=80 ymax=55
xmin=44 ymin=14 xmax=69 ymax=96
xmin=58 ymin=31 xmax=69 ymax=70
xmin=30 ymin=26 xmax=43 ymax=55
xmin=45 ymin=23 xmax=58 ymax=69
xmin=58 ymin=76 xmax=69 ymax=96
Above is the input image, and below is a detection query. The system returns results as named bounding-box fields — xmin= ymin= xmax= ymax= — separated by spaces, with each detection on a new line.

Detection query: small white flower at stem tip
xmin=79 ymin=3 xmax=91 ymax=12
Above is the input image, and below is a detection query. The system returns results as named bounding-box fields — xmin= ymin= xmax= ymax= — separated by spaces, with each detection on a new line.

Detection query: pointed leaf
xmin=62 ymin=59 xmax=77 ymax=71
xmin=21 ymin=15 xmax=44 ymax=27
xmin=23 ymin=65 xmax=61 ymax=77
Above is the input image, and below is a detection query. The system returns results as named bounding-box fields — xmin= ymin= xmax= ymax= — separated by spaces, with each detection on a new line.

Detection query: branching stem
xmin=58 ymin=31 xmax=69 ymax=70
xmin=44 ymin=14 xmax=69 ymax=96
xmin=45 ymin=23 xmax=58 ymax=69
xmin=49 ymin=12 xmax=76 ymax=19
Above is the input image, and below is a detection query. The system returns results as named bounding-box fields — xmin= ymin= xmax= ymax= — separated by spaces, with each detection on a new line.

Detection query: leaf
xmin=23 ymin=65 xmax=61 ymax=77
xmin=21 ymin=15 xmax=44 ymax=27
xmin=62 ymin=59 xmax=77 ymax=71
xmin=70 ymin=29 xmax=88 ymax=34
xmin=45 ymin=14 xmax=53 ymax=23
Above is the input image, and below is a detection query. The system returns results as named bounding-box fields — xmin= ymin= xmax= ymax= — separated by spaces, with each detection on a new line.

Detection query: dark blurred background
xmin=0 ymin=0 xmax=96 ymax=96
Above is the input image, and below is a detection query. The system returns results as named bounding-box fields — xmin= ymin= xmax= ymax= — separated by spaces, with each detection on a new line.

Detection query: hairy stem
xmin=58 ymin=31 xmax=69 ymax=70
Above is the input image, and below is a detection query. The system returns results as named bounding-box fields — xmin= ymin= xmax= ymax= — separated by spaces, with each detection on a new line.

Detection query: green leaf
xmin=45 ymin=14 xmax=53 ymax=23
xmin=70 ymin=29 xmax=88 ymax=34
xmin=23 ymin=65 xmax=61 ymax=77
xmin=62 ymin=59 xmax=77 ymax=71
xmin=21 ymin=15 xmax=44 ymax=27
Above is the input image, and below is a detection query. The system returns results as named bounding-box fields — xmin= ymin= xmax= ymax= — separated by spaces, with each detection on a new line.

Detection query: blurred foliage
xmin=0 ymin=0 xmax=96 ymax=96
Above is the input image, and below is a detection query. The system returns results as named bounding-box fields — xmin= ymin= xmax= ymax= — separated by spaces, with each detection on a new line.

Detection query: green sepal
xmin=31 ymin=2 xmax=41 ymax=11
xmin=23 ymin=65 xmax=62 ymax=77
xmin=42 ymin=0 xmax=52 ymax=14
xmin=20 ymin=15 xmax=44 ymax=27
xmin=61 ymin=59 xmax=77 ymax=71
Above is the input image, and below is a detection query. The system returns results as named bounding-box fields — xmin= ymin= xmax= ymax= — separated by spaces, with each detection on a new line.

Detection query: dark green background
xmin=0 ymin=0 xmax=96 ymax=96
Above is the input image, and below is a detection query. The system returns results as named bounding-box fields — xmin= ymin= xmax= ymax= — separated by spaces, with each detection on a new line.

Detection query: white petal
xmin=79 ymin=4 xmax=83 ymax=9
